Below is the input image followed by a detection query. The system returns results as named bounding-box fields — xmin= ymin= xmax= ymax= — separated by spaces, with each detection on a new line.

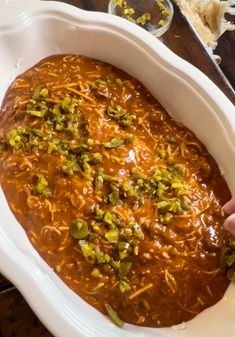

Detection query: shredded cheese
xmin=174 ymin=0 xmax=235 ymax=50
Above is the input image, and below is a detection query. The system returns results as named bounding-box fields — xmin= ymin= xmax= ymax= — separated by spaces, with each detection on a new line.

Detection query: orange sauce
xmin=0 ymin=55 xmax=231 ymax=327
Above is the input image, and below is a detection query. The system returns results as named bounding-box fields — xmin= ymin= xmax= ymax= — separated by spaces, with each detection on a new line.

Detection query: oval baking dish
xmin=0 ymin=1 xmax=235 ymax=337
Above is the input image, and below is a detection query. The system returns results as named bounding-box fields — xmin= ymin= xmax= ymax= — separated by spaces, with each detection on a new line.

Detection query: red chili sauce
xmin=0 ymin=55 xmax=231 ymax=327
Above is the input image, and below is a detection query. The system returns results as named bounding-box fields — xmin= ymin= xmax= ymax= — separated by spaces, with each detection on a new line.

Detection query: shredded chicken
xmin=174 ymin=0 xmax=235 ymax=49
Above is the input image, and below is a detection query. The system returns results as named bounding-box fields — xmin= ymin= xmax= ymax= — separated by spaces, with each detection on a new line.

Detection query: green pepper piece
xmin=32 ymin=86 xmax=42 ymax=100
xmin=91 ymin=268 xmax=101 ymax=278
xmin=118 ymin=242 xmax=131 ymax=251
xmin=132 ymin=223 xmax=144 ymax=240
xmin=108 ymin=190 xmax=120 ymax=206
xmin=62 ymin=97 xmax=72 ymax=113
xmin=119 ymin=261 xmax=132 ymax=279
xmin=118 ymin=242 xmax=131 ymax=259
xmin=95 ymin=173 xmax=104 ymax=191
xmin=172 ymin=185 xmax=186 ymax=197
xmin=31 ymin=128 xmax=48 ymax=139
xmin=157 ymin=149 xmax=166 ymax=159
xmin=105 ymin=228 xmax=119 ymax=243
xmin=105 ymin=303 xmax=124 ymax=328
xmin=119 ymin=280 xmax=131 ymax=293
xmin=156 ymin=200 xmax=170 ymax=212
xmin=136 ymin=12 xmax=151 ymax=25
xmin=219 ymin=247 xmax=229 ymax=270
xmin=108 ymin=106 xmax=126 ymax=120
xmin=32 ymin=86 xmax=48 ymax=100
xmin=91 ymin=152 xmax=103 ymax=163
xmin=225 ymin=253 xmax=235 ymax=267
xmin=227 ymin=265 xmax=235 ymax=282
xmin=28 ymin=110 xmax=46 ymax=118
xmin=115 ymin=0 xmax=127 ymax=9
xmin=157 ymin=181 xmax=168 ymax=197
xmin=124 ymin=8 xmax=135 ymax=15
xmin=166 ymin=135 xmax=176 ymax=143
xmin=34 ymin=174 xmax=52 ymax=198
xmin=103 ymin=174 xmax=120 ymax=182
xmin=111 ymin=259 xmax=121 ymax=270
xmin=169 ymin=199 xmax=183 ymax=214
xmin=116 ymin=78 xmax=123 ymax=87
xmin=79 ymin=240 xmax=96 ymax=264
xmin=131 ymin=168 xmax=147 ymax=180
xmin=61 ymin=156 xmax=80 ymax=176
xmin=125 ymin=134 xmax=134 ymax=144
xmin=103 ymin=211 xmax=121 ymax=228
xmin=160 ymin=212 xmax=173 ymax=224
xmin=119 ymin=250 xmax=129 ymax=260
xmin=70 ymin=219 xmax=89 ymax=239
xmin=108 ymin=105 xmax=133 ymax=127
xmin=40 ymin=88 xmax=49 ymax=98
xmin=92 ymin=78 xmax=111 ymax=89
xmin=95 ymin=208 xmax=104 ymax=221
xmin=173 ymin=164 xmax=185 ymax=176
xmin=120 ymin=228 xmax=132 ymax=240
xmin=120 ymin=114 xmax=133 ymax=127
xmin=7 ymin=129 xmax=23 ymax=149
xmin=181 ymin=196 xmax=190 ymax=211
xmin=79 ymin=240 xmax=110 ymax=265
xmin=103 ymin=138 xmax=124 ymax=149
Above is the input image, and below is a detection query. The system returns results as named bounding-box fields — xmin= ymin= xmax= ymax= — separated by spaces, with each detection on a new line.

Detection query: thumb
xmin=224 ymin=213 xmax=235 ymax=236
xmin=223 ymin=197 xmax=235 ymax=215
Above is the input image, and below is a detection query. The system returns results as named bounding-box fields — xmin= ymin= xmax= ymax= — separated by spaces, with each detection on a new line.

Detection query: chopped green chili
xmin=105 ymin=228 xmax=119 ymax=243
xmin=119 ymin=280 xmax=131 ymax=293
xmin=103 ymin=138 xmax=124 ymax=149
xmin=108 ymin=105 xmax=133 ymax=127
xmin=116 ymin=78 xmax=123 ymax=87
xmin=136 ymin=13 xmax=151 ymax=25
xmin=108 ymin=190 xmax=120 ymax=205
xmin=103 ymin=211 xmax=121 ymax=228
xmin=34 ymin=174 xmax=52 ymax=197
xmin=70 ymin=219 xmax=89 ymax=239
xmin=79 ymin=240 xmax=110 ymax=264
xmin=219 ymin=241 xmax=235 ymax=282
xmin=91 ymin=268 xmax=101 ymax=278
xmin=61 ymin=156 xmax=80 ymax=176
xmin=105 ymin=303 xmax=124 ymax=328
xmin=119 ymin=261 xmax=132 ymax=279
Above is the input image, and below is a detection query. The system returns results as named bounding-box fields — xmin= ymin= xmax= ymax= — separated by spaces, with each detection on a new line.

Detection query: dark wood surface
xmin=215 ymin=13 xmax=235 ymax=90
xmin=0 ymin=1 xmax=234 ymax=336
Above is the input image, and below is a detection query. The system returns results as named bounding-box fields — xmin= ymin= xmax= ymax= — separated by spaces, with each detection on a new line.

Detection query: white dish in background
xmin=0 ymin=0 xmax=235 ymax=336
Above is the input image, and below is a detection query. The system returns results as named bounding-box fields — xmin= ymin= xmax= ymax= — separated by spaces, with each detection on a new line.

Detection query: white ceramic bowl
xmin=0 ymin=1 xmax=235 ymax=336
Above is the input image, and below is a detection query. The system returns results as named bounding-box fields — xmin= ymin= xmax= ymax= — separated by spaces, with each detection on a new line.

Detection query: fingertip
xmin=223 ymin=197 xmax=235 ymax=215
xmin=224 ymin=213 xmax=235 ymax=236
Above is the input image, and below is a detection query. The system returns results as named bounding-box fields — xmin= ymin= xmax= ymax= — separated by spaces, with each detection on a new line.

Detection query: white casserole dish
xmin=0 ymin=1 xmax=235 ymax=336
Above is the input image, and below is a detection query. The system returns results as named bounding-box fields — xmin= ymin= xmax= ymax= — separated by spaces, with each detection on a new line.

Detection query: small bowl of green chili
xmin=108 ymin=0 xmax=174 ymax=38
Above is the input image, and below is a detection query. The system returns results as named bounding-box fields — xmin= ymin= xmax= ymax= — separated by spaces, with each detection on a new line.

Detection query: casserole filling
xmin=0 ymin=55 xmax=231 ymax=327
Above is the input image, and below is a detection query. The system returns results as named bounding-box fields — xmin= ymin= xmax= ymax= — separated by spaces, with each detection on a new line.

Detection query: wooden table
xmin=0 ymin=1 xmax=234 ymax=336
